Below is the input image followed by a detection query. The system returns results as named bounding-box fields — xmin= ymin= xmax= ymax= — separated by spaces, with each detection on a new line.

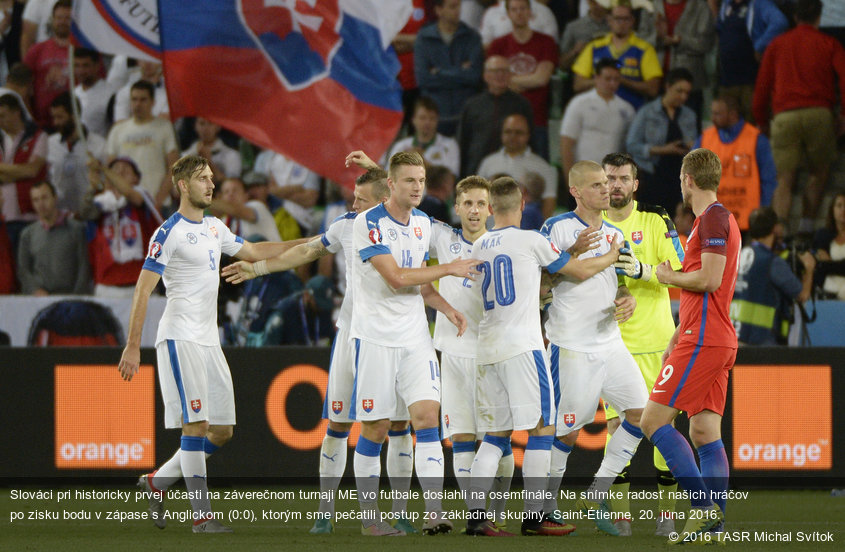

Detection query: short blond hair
xmin=455 ymin=175 xmax=490 ymax=201
xmin=568 ymin=160 xmax=603 ymax=189
xmin=682 ymin=148 xmax=722 ymax=192
xmin=388 ymin=151 xmax=425 ymax=181
xmin=490 ymin=176 xmax=522 ymax=213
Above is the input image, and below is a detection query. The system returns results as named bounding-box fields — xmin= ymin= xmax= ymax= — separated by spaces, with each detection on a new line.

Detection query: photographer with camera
xmin=731 ymin=207 xmax=816 ymax=345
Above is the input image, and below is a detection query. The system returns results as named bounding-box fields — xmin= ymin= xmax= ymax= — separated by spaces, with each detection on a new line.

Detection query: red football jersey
xmin=677 ymin=202 xmax=740 ymax=348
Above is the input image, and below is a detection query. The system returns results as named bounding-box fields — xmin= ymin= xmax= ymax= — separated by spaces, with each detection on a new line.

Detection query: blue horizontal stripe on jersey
xmin=359 ymin=243 xmax=390 ymax=261
xmin=546 ymin=251 xmax=571 ymax=274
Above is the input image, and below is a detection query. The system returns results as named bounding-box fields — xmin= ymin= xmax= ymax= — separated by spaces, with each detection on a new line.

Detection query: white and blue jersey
xmin=474 ymin=226 xmax=570 ymax=365
xmin=321 ymin=210 xmax=357 ymax=329
xmin=350 ymin=203 xmax=432 ymax=347
xmin=429 ymin=219 xmax=482 ymax=358
xmin=541 ymin=212 xmax=624 ymax=352
xmin=143 ymin=213 xmax=243 ymax=346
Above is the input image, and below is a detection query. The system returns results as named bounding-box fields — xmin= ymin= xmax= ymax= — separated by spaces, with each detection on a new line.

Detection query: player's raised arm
xmin=557 ymin=234 xmax=623 ymax=281
xmin=223 ymin=235 xmax=326 ymax=284
xmin=345 ymin=150 xmax=380 ymax=170
xmin=118 ymin=269 xmax=161 ymax=381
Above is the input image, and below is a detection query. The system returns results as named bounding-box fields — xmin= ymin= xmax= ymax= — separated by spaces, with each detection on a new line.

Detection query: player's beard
xmin=609 ymin=189 xmax=633 ymax=209
xmin=188 ymin=189 xmax=212 ymax=210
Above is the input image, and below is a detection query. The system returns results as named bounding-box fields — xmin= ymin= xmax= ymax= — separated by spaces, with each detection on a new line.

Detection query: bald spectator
xmin=415 ymin=0 xmax=483 ymax=137
xmin=573 ymin=1 xmax=662 ymax=109
xmin=560 ymin=58 xmax=635 ymax=181
xmin=559 ymin=0 xmax=610 ymax=69
xmin=694 ymin=94 xmax=776 ymax=230
xmin=0 ymin=92 xmax=48 ymax=249
xmin=23 ymin=0 xmax=71 ymax=130
xmin=17 ymin=180 xmax=90 ymax=295
xmin=487 ymin=0 xmax=558 ymax=159
xmin=457 ymin=55 xmax=533 ymax=177
xmin=753 ymin=0 xmax=845 ymax=232
xmin=182 ymin=117 xmax=241 ymax=183
xmin=625 ymin=68 xmax=696 ymax=211
xmin=477 ymin=113 xmax=557 ymax=216
xmin=212 ymin=177 xmax=281 ymax=242
xmin=653 ymin=0 xmax=716 ymax=127
xmin=105 ymin=80 xmax=179 ymax=210
xmin=480 ymin=0 xmax=559 ymax=48
xmin=716 ymin=0 xmax=788 ymax=122
xmin=47 ymin=91 xmax=107 ymax=215
xmin=73 ymin=48 xmax=115 ymax=137
xmin=388 ymin=96 xmax=461 ymax=177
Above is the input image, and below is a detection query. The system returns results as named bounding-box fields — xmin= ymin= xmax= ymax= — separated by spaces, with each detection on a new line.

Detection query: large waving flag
xmin=72 ymin=0 xmax=410 ymax=187
xmin=71 ymin=0 xmax=161 ymax=61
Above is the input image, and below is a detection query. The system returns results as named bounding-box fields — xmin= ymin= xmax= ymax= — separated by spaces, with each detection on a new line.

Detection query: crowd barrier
xmin=1 ymin=346 xmax=841 ymax=485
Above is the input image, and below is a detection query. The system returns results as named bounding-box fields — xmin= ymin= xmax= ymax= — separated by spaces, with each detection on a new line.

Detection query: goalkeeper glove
xmin=614 ymin=241 xmax=652 ymax=281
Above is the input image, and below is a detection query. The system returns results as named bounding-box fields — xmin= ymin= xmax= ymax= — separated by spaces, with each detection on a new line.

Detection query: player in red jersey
xmin=639 ymin=148 xmax=740 ymax=544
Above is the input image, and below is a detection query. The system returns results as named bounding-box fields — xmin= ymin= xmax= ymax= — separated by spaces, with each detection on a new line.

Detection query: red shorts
xmin=649 ymin=341 xmax=736 ymax=417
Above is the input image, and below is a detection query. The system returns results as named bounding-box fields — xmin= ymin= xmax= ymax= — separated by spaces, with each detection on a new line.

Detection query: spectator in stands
xmin=716 ymin=0 xmax=788 ymax=122
xmin=693 ymin=94 xmax=776 ymax=231
xmin=477 ymin=113 xmax=557 ymax=217
xmin=19 ymin=0 xmax=53 ymax=57
xmin=22 ymin=0 xmax=71 ymax=130
xmin=415 ymin=0 xmax=484 ymax=137
xmin=753 ymin=0 xmax=845 ymax=232
xmin=559 ymin=0 xmax=609 ymax=69
xmin=111 ymin=60 xmax=170 ymax=123
xmin=625 ymin=68 xmax=696 ymax=212
xmin=245 ymin=275 xmax=335 ymax=347
xmin=457 ymin=55 xmax=533 ymax=177
xmin=0 ymin=193 xmax=16 ymax=293
xmin=0 ymin=63 xmax=34 ymax=121
xmin=813 ymin=192 xmax=845 ymax=299
xmin=388 ymin=96 xmax=461 ymax=177
xmin=732 ymin=206 xmax=815 ymax=345
xmin=81 ymin=157 xmax=162 ymax=298
xmin=0 ymin=92 xmax=47 ymax=250
xmin=520 ymin=170 xmax=545 ymax=230
xmin=394 ymin=0 xmax=429 ymax=132
xmin=480 ymin=0 xmax=559 ymax=47
xmin=17 ymin=180 xmax=90 ymax=295
xmin=47 ymin=92 xmax=107 ymax=216
xmin=106 ymin=80 xmax=179 ymax=211
xmin=573 ymin=1 xmax=663 ymax=109
xmin=418 ymin=164 xmax=455 ymax=223
xmin=212 ymin=177 xmax=281 ymax=242
xmin=560 ymin=58 xmax=635 ymax=183
xmin=182 ymin=117 xmax=241 ymax=184
xmin=653 ymin=0 xmax=716 ymax=127
xmin=266 ymin=151 xmax=321 ymax=235
xmin=72 ymin=48 xmax=114 ymax=138
xmin=488 ymin=0 xmax=558 ymax=159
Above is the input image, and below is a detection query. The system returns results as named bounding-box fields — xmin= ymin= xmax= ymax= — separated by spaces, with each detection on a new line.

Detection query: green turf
xmin=2 ymin=486 xmax=843 ymax=551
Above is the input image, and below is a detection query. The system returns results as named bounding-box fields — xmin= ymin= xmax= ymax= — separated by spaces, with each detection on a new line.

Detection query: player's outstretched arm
xmin=369 ymin=254 xmax=480 ymax=290
xmin=119 ymin=269 xmax=161 ymax=382
xmin=421 ymin=282 xmax=468 ymax=337
xmin=233 ymin=236 xmax=311 ymax=263
xmin=345 ymin=150 xmax=380 ymax=170
xmin=655 ymin=252 xmax=726 ymax=293
xmin=223 ymin=236 xmax=327 ymax=284
xmin=557 ymin=234 xmax=622 ymax=280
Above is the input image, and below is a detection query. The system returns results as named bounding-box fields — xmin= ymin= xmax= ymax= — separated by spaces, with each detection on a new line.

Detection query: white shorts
xmin=351 ymin=338 xmax=439 ymax=421
xmin=156 ymin=340 xmax=236 ymax=429
xmin=476 ymin=350 xmax=556 ymax=433
xmin=440 ymin=352 xmax=477 ymax=439
xmin=322 ymin=325 xmax=355 ymax=423
xmin=550 ymin=340 xmax=648 ymax=435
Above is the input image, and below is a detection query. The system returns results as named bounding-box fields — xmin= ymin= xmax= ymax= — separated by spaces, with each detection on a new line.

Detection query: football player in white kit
xmin=349 ymin=151 xmax=478 ymax=536
xmin=539 ymin=160 xmax=649 ymax=535
xmin=119 ymin=155 xmax=302 ymax=532
xmin=223 ymin=168 xmax=418 ymax=534
xmin=465 ymin=176 xmax=621 ymax=537
xmin=428 ymin=176 xmax=513 ymax=526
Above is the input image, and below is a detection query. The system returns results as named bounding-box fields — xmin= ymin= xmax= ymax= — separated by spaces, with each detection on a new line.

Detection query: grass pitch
xmin=2 ymin=485 xmax=843 ymax=551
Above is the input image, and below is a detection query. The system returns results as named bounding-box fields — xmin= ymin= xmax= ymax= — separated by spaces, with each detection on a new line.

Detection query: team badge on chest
xmin=631 ymin=230 xmax=643 ymax=244
xmin=414 ymin=226 xmax=423 ymax=239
